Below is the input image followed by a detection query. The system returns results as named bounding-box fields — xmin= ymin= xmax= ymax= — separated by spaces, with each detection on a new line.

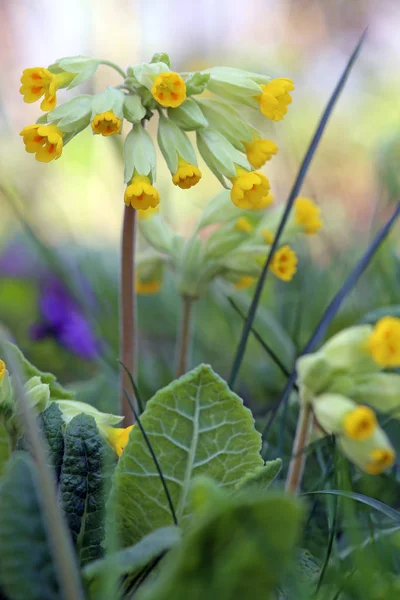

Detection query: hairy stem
xmin=285 ymin=403 xmax=313 ymax=494
xmin=176 ymin=295 xmax=196 ymax=378
xmin=120 ymin=205 xmax=137 ymax=424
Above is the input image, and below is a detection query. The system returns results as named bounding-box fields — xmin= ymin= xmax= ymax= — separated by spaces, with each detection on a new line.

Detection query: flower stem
xmin=176 ymin=295 xmax=196 ymax=378
xmin=120 ymin=205 xmax=137 ymax=425
xmin=285 ymin=403 xmax=313 ymax=494
xmin=99 ymin=60 xmax=127 ymax=79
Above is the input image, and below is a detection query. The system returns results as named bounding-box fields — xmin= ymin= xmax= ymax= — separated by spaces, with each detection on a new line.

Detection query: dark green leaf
xmin=41 ymin=403 xmax=65 ymax=478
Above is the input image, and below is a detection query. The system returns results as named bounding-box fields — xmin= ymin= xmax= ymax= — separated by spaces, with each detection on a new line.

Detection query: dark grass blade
xmin=119 ymin=361 xmax=145 ymax=415
xmin=123 ymin=389 xmax=178 ymax=526
xmin=302 ymin=490 xmax=400 ymax=523
xmin=261 ymin=200 xmax=400 ymax=444
xmin=229 ymin=29 xmax=367 ymax=389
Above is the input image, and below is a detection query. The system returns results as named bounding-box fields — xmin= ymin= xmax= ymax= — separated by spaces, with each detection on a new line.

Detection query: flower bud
xmin=296 ymin=353 xmax=334 ymax=396
xmin=24 ymin=376 xmax=50 ymax=412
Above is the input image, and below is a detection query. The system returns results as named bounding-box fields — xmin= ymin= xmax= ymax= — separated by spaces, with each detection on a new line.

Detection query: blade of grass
xmin=229 ymin=29 xmax=367 ymax=389
xmin=119 ymin=361 xmax=145 ymax=415
xmin=303 ymin=490 xmax=400 ymax=523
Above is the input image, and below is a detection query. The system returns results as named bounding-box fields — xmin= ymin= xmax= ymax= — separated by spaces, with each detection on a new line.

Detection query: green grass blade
xmin=303 ymin=490 xmax=400 ymax=523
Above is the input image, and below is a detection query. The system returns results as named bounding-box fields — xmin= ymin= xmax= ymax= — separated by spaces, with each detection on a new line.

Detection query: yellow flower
xmin=244 ymin=138 xmax=278 ymax=169
xmin=256 ymin=192 xmax=274 ymax=209
xmin=0 ymin=360 xmax=6 ymax=381
xmin=256 ymin=78 xmax=295 ymax=121
xmin=124 ymin=174 xmax=160 ymax=210
xmin=172 ymin=156 xmax=202 ymax=189
xmin=138 ymin=205 xmax=160 ymax=220
xmin=368 ymin=317 xmax=400 ymax=367
xmin=365 ymin=448 xmax=395 ymax=475
xmin=20 ymin=68 xmax=74 ymax=111
xmin=105 ymin=425 xmax=134 ymax=457
xmin=230 ymin=167 xmax=270 ymax=210
xmin=91 ymin=110 xmax=122 ymax=136
xmin=151 ymin=72 xmax=186 ymax=108
xmin=270 ymin=245 xmax=298 ymax=281
xmin=262 ymin=229 xmax=275 ymax=245
xmin=235 ymin=217 xmax=253 ymax=233
xmin=234 ymin=276 xmax=256 ymax=290
xmin=20 ymin=124 xmax=63 ymax=162
xmin=343 ymin=406 xmax=377 ymax=441
xmin=294 ymin=197 xmax=322 ymax=234
xmin=136 ymin=277 xmax=161 ymax=295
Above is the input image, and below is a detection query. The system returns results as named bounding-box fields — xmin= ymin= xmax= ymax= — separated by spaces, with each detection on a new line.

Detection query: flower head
xmin=368 ymin=317 xmax=400 ymax=367
xmin=339 ymin=426 xmax=395 ymax=475
xmin=235 ymin=217 xmax=253 ymax=233
xmin=230 ymin=168 xmax=270 ymax=210
xmin=294 ymin=197 xmax=322 ymax=234
xmin=0 ymin=360 xmax=6 ymax=381
xmin=20 ymin=124 xmax=63 ymax=162
xmin=91 ymin=110 xmax=122 ymax=136
xmin=244 ymin=138 xmax=278 ymax=169
xmin=365 ymin=448 xmax=395 ymax=475
xmin=124 ymin=174 xmax=160 ymax=210
xmin=172 ymin=156 xmax=202 ymax=189
xmin=270 ymin=245 xmax=298 ymax=281
xmin=257 ymin=78 xmax=294 ymax=121
xmin=20 ymin=68 xmax=75 ymax=111
xmin=262 ymin=229 xmax=275 ymax=245
xmin=256 ymin=192 xmax=274 ymax=209
xmin=234 ymin=276 xmax=256 ymax=290
xmin=151 ymin=72 xmax=186 ymax=108
xmin=105 ymin=425 xmax=134 ymax=457
xmin=343 ymin=405 xmax=377 ymax=441
xmin=136 ymin=277 xmax=161 ymax=295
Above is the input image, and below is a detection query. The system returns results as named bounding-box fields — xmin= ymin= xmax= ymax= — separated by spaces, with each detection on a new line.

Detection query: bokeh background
xmin=1 ymin=0 xmax=400 ymax=415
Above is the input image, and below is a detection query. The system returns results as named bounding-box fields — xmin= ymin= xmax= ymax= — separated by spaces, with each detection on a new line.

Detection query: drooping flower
xmin=262 ymin=229 xmax=275 ymax=244
xmin=235 ymin=217 xmax=253 ymax=233
xmin=256 ymin=192 xmax=274 ymax=209
xmin=136 ymin=277 xmax=162 ymax=295
xmin=172 ymin=156 xmax=202 ymax=189
xmin=0 ymin=360 xmax=6 ymax=381
xmin=368 ymin=316 xmax=400 ymax=367
xmin=20 ymin=68 xmax=75 ymax=111
xmin=244 ymin=138 xmax=278 ymax=169
xmin=230 ymin=167 xmax=270 ymax=210
xmin=151 ymin=72 xmax=186 ymax=108
xmin=91 ymin=110 xmax=122 ymax=136
xmin=294 ymin=197 xmax=322 ymax=234
xmin=256 ymin=78 xmax=295 ymax=121
xmin=270 ymin=245 xmax=298 ymax=281
xmin=234 ymin=276 xmax=256 ymax=290
xmin=20 ymin=124 xmax=63 ymax=162
xmin=343 ymin=405 xmax=377 ymax=441
xmin=124 ymin=174 xmax=160 ymax=210
xmin=105 ymin=425 xmax=134 ymax=456
xmin=339 ymin=427 xmax=395 ymax=475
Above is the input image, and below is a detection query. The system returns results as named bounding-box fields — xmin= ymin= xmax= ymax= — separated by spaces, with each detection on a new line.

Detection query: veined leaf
xmin=109 ymin=364 xmax=264 ymax=546
xmin=0 ymin=453 xmax=59 ymax=600
xmin=235 ymin=459 xmax=282 ymax=492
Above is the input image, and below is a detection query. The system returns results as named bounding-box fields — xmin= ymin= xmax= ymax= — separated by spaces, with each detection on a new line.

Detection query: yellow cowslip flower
xmin=151 ymin=72 xmax=186 ymax=108
xmin=138 ymin=205 xmax=160 ymax=220
xmin=244 ymin=138 xmax=278 ymax=170
xmin=365 ymin=448 xmax=395 ymax=475
xmin=136 ymin=277 xmax=161 ymax=295
xmin=235 ymin=217 xmax=253 ymax=233
xmin=0 ymin=360 xmax=6 ymax=381
xmin=230 ymin=167 xmax=270 ymax=210
xmin=270 ymin=245 xmax=298 ymax=281
xmin=124 ymin=174 xmax=160 ymax=210
xmin=256 ymin=78 xmax=295 ymax=121
xmin=368 ymin=317 xmax=400 ymax=367
xmin=172 ymin=156 xmax=202 ymax=189
xmin=20 ymin=68 xmax=75 ymax=111
xmin=262 ymin=229 xmax=275 ymax=245
xmin=20 ymin=124 xmax=63 ymax=162
xmin=105 ymin=425 xmax=134 ymax=457
xmin=343 ymin=405 xmax=377 ymax=441
xmin=294 ymin=197 xmax=322 ymax=234
xmin=256 ymin=192 xmax=274 ymax=209
xmin=234 ymin=276 xmax=256 ymax=290
xmin=91 ymin=111 xmax=122 ymax=136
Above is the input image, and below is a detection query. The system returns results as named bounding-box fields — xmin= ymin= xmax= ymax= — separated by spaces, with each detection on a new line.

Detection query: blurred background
xmin=1 ymin=0 xmax=400 ymax=416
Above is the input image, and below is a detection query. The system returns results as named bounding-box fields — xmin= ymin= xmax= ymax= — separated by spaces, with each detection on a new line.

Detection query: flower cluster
xmin=19 ymin=54 xmax=294 ymax=210
xmin=297 ymin=316 xmax=400 ymax=474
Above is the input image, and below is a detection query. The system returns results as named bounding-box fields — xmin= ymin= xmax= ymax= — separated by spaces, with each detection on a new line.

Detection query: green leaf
xmin=235 ymin=459 xmax=282 ymax=492
xmin=109 ymin=364 xmax=264 ymax=547
xmin=0 ymin=453 xmax=60 ymax=599
xmin=54 ymin=56 xmax=100 ymax=89
xmin=138 ymin=479 xmax=303 ymax=600
xmin=83 ymin=526 xmax=181 ymax=597
xmin=150 ymin=52 xmax=171 ymax=68
xmin=60 ymin=413 xmax=108 ymax=566
xmin=40 ymin=403 xmax=65 ymax=479
xmin=0 ymin=421 xmax=11 ymax=476
xmin=185 ymin=72 xmax=210 ymax=96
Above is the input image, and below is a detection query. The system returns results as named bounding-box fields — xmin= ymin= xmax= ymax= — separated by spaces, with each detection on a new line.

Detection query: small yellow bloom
xmin=0 ymin=360 xmax=6 ymax=381
xmin=136 ymin=277 xmax=162 ymax=295
xmin=262 ymin=229 xmax=275 ymax=245
xmin=244 ymin=138 xmax=278 ymax=170
xmin=365 ymin=448 xmax=395 ymax=475
xmin=234 ymin=276 xmax=256 ymax=290
xmin=20 ymin=68 xmax=74 ymax=111
xmin=106 ymin=425 xmax=134 ymax=457
xmin=256 ymin=78 xmax=295 ymax=121
xmin=151 ymin=72 xmax=186 ymax=108
xmin=20 ymin=124 xmax=63 ymax=162
xmin=270 ymin=245 xmax=298 ymax=281
xmin=124 ymin=174 xmax=160 ymax=210
xmin=138 ymin=205 xmax=160 ymax=220
xmin=230 ymin=167 xmax=270 ymax=210
xmin=294 ymin=197 xmax=322 ymax=234
xmin=172 ymin=156 xmax=202 ymax=189
xmin=343 ymin=406 xmax=377 ymax=441
xmin=235 ymin=217 xmax=253 ymax=233
xmin=91 ymin=111 xmax=122 ymax=136
xmin=368 ymin=317 xmax=400 ymax=367
xmin=255 ymin=192 xmax=274 ymax=209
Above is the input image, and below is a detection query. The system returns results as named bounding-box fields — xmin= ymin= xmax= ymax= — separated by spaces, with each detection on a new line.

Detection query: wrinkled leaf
xmin=235 ymin=458 xmax=282 ymax=492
